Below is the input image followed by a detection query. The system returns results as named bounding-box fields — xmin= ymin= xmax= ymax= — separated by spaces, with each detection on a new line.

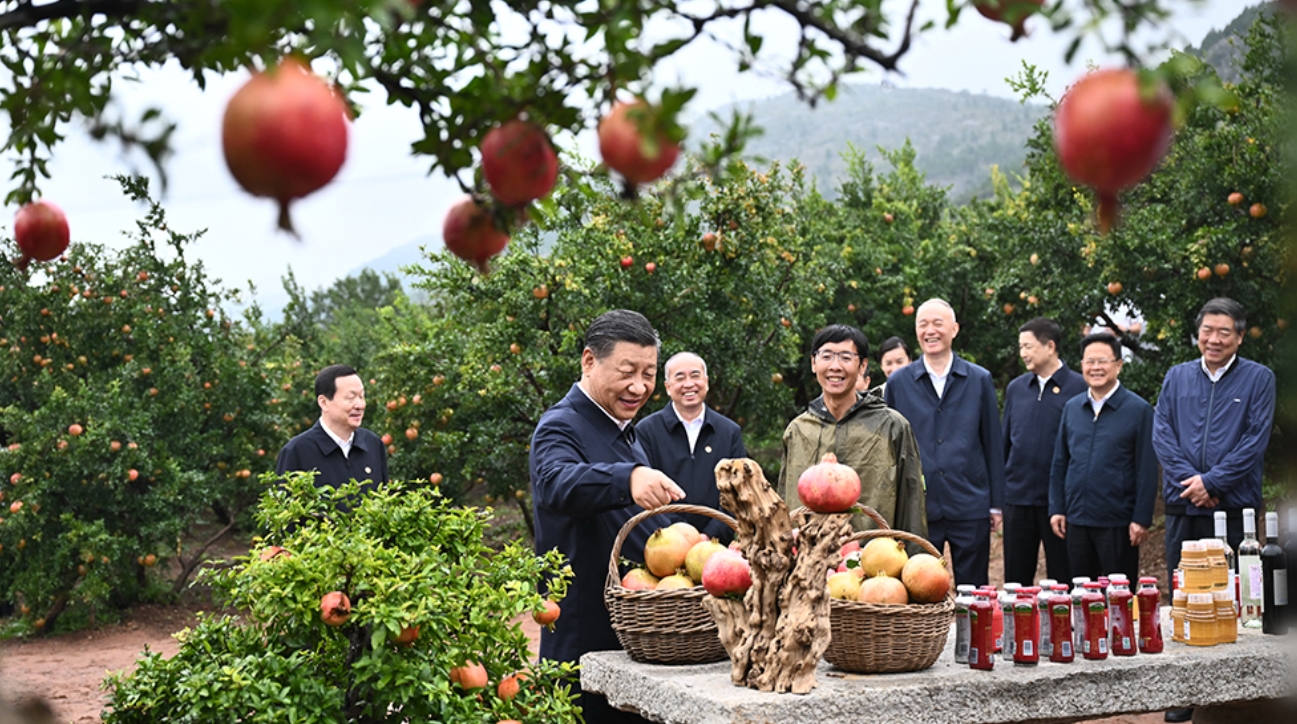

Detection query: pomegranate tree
xmin=481 ymin=119 xmax=559 ymax=206
xmin=973 ymin=0 xmax=1044 ymax=42
xmin=597 ymin=100 xmax=680 ymax=187
xmin=1053 ymin=68 xmax=1173 ymax=233
xmin=442 ymin=195 xmax=510 ymax=273
xmin=795 ymin=452 xmax=861 ymax=514
xmin=13 ymin=200 xmax=70 ymax=271
xmin=222 ymin=57 xmax=350 ymax=236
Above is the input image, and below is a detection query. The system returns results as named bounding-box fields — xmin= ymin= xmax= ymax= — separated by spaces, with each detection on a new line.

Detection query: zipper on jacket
xmin=1200 ymin=376 xmax=1218 ymax=472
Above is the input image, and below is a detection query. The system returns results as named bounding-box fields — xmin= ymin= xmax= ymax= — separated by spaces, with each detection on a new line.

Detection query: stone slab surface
xmin=582 ymin=626 xmax=1297 ymax=724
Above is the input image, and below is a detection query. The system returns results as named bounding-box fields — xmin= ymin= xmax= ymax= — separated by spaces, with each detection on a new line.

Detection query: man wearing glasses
xmin=886 ymin=299 xmax=1004 ymax=587
xmin=777 ymin=324 xmax=926 ymax=537
xmin=1048 ymin=332 xmax=1156 ymax=583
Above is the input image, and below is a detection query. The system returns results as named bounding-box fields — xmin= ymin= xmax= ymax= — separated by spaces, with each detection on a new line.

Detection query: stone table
xmin=582 ymin=625 xmax=1296 ymax=724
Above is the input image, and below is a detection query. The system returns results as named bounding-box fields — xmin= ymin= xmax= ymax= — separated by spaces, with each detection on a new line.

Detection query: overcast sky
xmin=27 ymin=1 xmax=1246 ymax=312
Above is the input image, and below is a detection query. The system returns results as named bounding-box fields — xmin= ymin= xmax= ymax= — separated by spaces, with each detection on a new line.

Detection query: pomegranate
xmin=1053 ymin=68 xmax=1173 ymax=233
xmin=701 ymin=549 xmax=752 ymax=599
xmin=13 ymin=201 xmax=70 ymax=270
xmin=655 ymin=573 xmax=694 ymax=590
xmin=481 ymin=119 xmax=559 ymax=206
xmin=667 ymin=521 xmax=703 ymax=547
xmin=497 ymin=672 xmax=527 ymax=700
xmin=858 ymin=573 xmax=910 ymax=605
xmin=222 ymin=58 xmax=349 ymax=235
xmin=620 ymin=568 xmax=660 ymax=590
xmin=796 ymin=452 xmax=861 ymax=514
xmin=836 ymin=550 xmax=864 ymax=579
xmin=973 ymin=0 xmax=1044 ymax=41
xmin=901 ymin=553 xmax=953 ymax=603
xmin=827 ymin=571 xmax=863 ymax=600
xmin=449 ymin=661 xmax=488 ymax=689
xmin=597 ymin=101 xmax=680 ymax=186
xmin=532 ymin=599 xmax=561 ymax=626
xmin=442 ymin=195 xmax=510 ymax=274
xmin=395 ymin=625 xmax=420 ymax=645
xmin=685 ymin=540 xmax=726 ymax=584
xmin=643 ymin=525 xmax=693 ymax=577
xmin=319 ymin=591 xmax=352 ymax=627
xmin=859 ymin=537 xmax=909 ymax=579
xmin=259 ymin=546 xmax=290 ymax=562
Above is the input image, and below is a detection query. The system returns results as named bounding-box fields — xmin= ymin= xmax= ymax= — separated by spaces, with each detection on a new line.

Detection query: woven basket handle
xmin=605 ymin=503 xmax=738 ymax=592
xmin=840 ymin=527 xmax=942 ymax=560
xmin=790 ymin=504 xmax=891 ymax=533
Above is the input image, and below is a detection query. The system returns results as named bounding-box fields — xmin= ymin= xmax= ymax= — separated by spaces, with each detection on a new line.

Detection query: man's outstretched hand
xmin=630 ymin=466 xmax=685 ymax=510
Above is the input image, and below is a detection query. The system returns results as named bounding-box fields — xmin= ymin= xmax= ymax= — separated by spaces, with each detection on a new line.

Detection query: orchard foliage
xmin=104 ymin=473 xmax=578 ymax=724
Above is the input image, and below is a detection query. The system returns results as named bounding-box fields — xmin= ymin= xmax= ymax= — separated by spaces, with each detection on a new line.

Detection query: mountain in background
xmin=348 ymin=234 xmax=436 ymax=279
xmin=1188 ymin=3 xmax=1266 ymax=84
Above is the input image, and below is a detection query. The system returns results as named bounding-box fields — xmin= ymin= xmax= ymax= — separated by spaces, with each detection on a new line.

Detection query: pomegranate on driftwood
xmin=702 ymin=458 xmax=851 ymax=694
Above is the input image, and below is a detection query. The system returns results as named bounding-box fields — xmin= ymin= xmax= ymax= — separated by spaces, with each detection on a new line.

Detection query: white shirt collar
xmin=1088 ymin=381 xmax=1120 ymax=417
xmin=577 ymin=381 xmax=631 ymax=430
xmin=672 ymin=403 xmax=706 ymax=454
xmin=923 ymin=355 xmax=952 ymax=399
xmin=320 ymin=419 xmax=354 ymax=458
xmin=1200 ymin=355 xmax=1237 ymax=383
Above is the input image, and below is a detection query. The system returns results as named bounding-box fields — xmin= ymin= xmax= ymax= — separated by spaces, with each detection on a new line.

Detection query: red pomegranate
xmin=13 ymin=200 xmax=70 ymax=271
xmin=597 ymin=101 xmax=680 ymax=186
xmin=442 ymin=195 xmax=510 ymax=273
xmin=449 ymin=661 xmax=488 ymax=689
xmin=973 ymin=0 xmax=1044 ymax=41
xmin=901 ymin=553 xmax=952 ymax=603
xmin=1053 ymin=68 xmax=1173 ymax=233
xmin=796 ymin=452 xmax=862 ymax=514
xmin=532 ymin=599 xmax=561 ymax=626
xmin=620 ymin=568 xmax=660 ymax=590
xmin=702 ymin=549 xmax=751 ymax=599
xmin=222 ymin=57 xmax=349 ymax=236
xmin=481 ymin=119 xmax=559 ymax=206
xmin=319 ymin=590 xmax=352 ymax=626
xmin=395 ymin=625 xmax=420 ymax=645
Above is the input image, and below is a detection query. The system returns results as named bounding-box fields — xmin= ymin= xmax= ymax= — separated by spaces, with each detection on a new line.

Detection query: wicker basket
xmin=604 ymin=503 xmax=737 ymax=665
xmin=823 ymin=519 xmax=955 ymax=674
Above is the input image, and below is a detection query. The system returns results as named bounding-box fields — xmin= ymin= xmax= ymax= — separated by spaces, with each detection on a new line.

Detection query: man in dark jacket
xmin=886 ymin=299 xmax=1004 ymax=587
xmin=1049 ymin=333 xmax=1157 ymax=583
xmin=637 ymin=352 xmax=746 ymax=544
xmin=1002 ymin=317 xmax=1087 ymax=585
xmin=275 ymin=364 xmax=388 ymax=493
xmin=530 ymin=310 xmax=683 ymax=723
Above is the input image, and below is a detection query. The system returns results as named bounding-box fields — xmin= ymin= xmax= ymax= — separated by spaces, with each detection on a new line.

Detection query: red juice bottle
xmin=1082 ymin=582 xmax=1109 ymax=660
xmin=969 ymin=591 xmax=996 ymax=670
xmin=1109 ymin=580 xmax=1137 ymax=656
xmin=981 ymin=585 xmax=1004 ymax=653
xmin=1013 ymin=587 xmax=1041 ymax=665
xmin=1136 ymin=576 xmax=1163 ymax=654
xmin=1049 ymin=589 xmax=1075 ymax=662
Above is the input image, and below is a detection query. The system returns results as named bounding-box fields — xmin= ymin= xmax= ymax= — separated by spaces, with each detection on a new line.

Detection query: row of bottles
xmin=1210 ymin=508 xmax=1288 ymax=635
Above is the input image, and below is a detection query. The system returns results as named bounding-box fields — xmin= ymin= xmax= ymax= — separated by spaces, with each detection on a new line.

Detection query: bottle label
xmin=1248 ymin=563 xmax=1264 ymax=600
xmin=1184 ymin=619 xmax=1191 ymax=640
xmin=1275 ymin=570 xmax=1289 ymax=606
xmin=1061 ymin=641 xmax=1072 ymax=658
xmin=970 ymin=647 xmax=979 ymax=665
xmin=1021 ymin=639 xmax=1033 ymax=657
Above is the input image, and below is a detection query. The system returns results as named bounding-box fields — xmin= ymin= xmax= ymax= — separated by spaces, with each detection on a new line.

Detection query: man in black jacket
xmin=275 ymin=364 xmax=388 ymax=493
xmin=637 ymin=352 xmax=746 ymax=544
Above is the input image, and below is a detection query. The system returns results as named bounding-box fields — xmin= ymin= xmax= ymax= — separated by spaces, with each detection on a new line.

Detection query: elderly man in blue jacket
xmin=1049 ymin=333 xmax=1157 ymax=583
xmin=885 ymin=298 xmax=1005 ymax=587
xmin=530 ymin=310 xmax=683 ymax=724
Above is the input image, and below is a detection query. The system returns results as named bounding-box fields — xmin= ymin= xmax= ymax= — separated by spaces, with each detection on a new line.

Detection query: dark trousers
xmin=1066 ymin=524 xmax=1139 ymax=582
xmin=1165 ymin=508 xmax=1245 ymax=573
xmin=929 ymin=517 xmax=990 ymax=587
xmin=1003 ymin=504 xmax=1072 ymax=586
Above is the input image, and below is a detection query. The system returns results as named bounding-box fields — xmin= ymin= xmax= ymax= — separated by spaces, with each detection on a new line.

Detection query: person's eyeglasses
xmin=1081 ymin=357 xmax=1118 ymax=367
xmin=814 ymin=350 xmax=859 ymax=364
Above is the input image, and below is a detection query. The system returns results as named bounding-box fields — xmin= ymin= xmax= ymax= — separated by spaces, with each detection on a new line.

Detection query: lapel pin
xmin=365 ymin=466 xmax=372 ymax=474
xmin=705 ymin=445 xmax=713 ymax=454
xmin=1053 ymin=388 xmax=1059 ymax=394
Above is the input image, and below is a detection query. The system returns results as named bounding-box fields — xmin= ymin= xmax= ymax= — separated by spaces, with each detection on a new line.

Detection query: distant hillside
xmin=349 ymin=234 xmax=437 ymax=279
xmin=695 ymin=83 xmax=1048 ymax=203
xmin=1189 ymin=3 xmax=1268 ymax=84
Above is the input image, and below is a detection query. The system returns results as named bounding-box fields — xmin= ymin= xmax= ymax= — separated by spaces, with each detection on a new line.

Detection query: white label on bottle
xmin=1249 ymin=563 xmax=1264 ymax=600
xmin=1022 ymin=640 xmax=1033 ymax=657
xmin=1184 ymin=619 xmax=1192 ymax=640
xmin=1061 ymin=641 xmax=1072 ymax=657
xmin=1275 ymin=570 xmax=1289 ymax=606
xmin=970 ymin=647 xmax=979 ymax=665
xmin=1098 ymin=637 xmax=1108 ymax=654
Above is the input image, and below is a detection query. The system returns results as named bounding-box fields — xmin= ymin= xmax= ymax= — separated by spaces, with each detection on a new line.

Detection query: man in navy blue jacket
xmin=1153 ymin=298 xmax=1275 ymax=570
xmin=885 ymin=299 xmax=1005 ymax=587
xmin=637 ymin=352 xmax=746 ymax=544
xmin=1049 ymin=333 xmax=1157 ymax=583
xmin=530 ymin=310 xmax=683 ymax=723
xmin=275 ymin=364 xmax=388 ymax=494
xmin=1002 ymin=317 xmax=1087 ymax=585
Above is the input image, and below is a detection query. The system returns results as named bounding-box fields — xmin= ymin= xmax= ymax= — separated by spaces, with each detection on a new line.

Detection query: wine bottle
xmin=1261 ymin=511 xmax=1288 ymax=635
xmin=1286 ymin=508 xmax=1297 ymax=626
xmin=1239 ymin=508 xmax=1263 ymax=628
xmin=1214 ymin=511 xmax=1237 ymax=617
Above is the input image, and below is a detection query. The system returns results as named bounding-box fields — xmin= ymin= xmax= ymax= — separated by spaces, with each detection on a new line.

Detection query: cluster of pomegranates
xmin=620 ymin=520 xmax=751 ymax=599
xmin=828 ymin=537 xmax=951 ymax=605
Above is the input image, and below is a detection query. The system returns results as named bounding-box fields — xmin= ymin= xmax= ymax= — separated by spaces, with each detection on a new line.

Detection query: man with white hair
xmin=885 ymin=299 xmax=1005 ymax=587
xmin=637 ymin=351 xmax=746 ymax=544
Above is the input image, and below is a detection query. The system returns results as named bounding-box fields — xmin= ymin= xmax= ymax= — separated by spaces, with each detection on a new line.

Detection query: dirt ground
xmin=0 ymin=514 xmax=1172 ymax=724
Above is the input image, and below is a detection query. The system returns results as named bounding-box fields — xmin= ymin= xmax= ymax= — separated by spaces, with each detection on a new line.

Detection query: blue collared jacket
xmin=636 ymin=404 xmax=746 ymax=544
xmin=1002 ymin=362 xmax=1089 ymax=507
xmin=274 ymin=420 xmax=388 ymax=493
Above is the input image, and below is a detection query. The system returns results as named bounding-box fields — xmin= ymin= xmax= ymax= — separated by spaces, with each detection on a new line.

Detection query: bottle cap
xmin=1038 ymin=579 xmax=1057 ymax=588
xmin=1020 ymin=586 xmax=1041 ymax=596
xmin=1181 ymin=540 xmax=1205 ymax=552
xmin=1266 ymin=511 xmax=1279 ymax=532
xmin=1052 ymin=584 xmax=1070 ymax=592
xmin=1139 ymin=576 xmax=1158 ymax=585
xmin=1244 ymin=509 xmax=1257 ymax=533
xmin=1004 ymin=582 xmax=1021 ymax=591
xmin=1215 ymin=511 xmax=1227 ymax=521
xmin=1084 ymin=582 xmax=1103 ymax=590
xmin=1109 ymin=573 xmax=1128 ymax=581
xmin=1071 ymin=576 xmax=1091 ymax=586
xmin=1202 ymin=539 xmax=1224 ymax=550
xmin=957 ymin=584 xmax=977 ymax=594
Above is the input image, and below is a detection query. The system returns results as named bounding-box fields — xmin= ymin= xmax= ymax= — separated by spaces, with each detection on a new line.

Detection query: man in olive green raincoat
xmin=778 ymin=324 xmax=927 ymax=538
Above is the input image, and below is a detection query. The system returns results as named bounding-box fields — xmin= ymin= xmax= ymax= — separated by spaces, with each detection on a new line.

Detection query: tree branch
xmin=0 ymin=0 xmax=143 ymax=32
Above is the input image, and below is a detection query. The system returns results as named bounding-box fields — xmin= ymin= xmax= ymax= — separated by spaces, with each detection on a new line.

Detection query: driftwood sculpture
xmin=702 ymin=458 xmax=851 ymax=694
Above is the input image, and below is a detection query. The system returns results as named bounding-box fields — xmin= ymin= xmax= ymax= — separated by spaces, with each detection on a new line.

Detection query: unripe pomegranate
xmin=13 ymin=200 xmax=70 ymax=270
xmin=973 ymin=0 xmax=1044 ymax=42
xmin=827 ymin=571 xmax=862 ymax=600
xmin=620 ymin=568 xmax=660 ymax=590
xmin=858 ymin=572 xmax=910 ymax=604
xmin=1053 ymin=69 xmax=1173 ymax=233
xmin=796 ymin=452 xmax=861 ymax=514
xmin=320 ymin=590 xmax=352 ymax=626
xmin=598 ymin=101 xmax=680 ymax=186
xmin=644 ymin=525 xmax=693 ymax=577
xmin=685 ymin=540 xmax=727 ymax=584
xmin=442 ymin=195 xmax=509 ymax=274
xmin=222 ymin=58 xmax=349 ymax=236
xmin=656 ymin=573 xmax=694 ymax=590
xmin=859 ymin=537 xmax=909 ymax=579
xmin=481 ymin=119 xmax=559 ymax=206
